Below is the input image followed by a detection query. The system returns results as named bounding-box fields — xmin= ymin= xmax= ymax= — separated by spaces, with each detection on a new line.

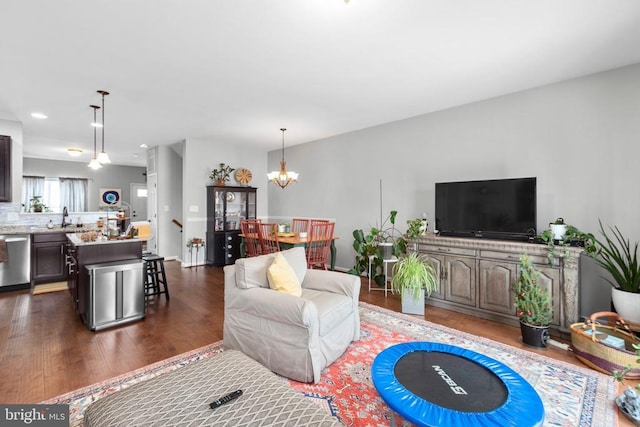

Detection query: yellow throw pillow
xmin=267 ymin=252 xmax=302 ymax=297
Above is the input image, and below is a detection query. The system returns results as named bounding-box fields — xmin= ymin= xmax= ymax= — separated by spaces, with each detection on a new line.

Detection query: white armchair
xmin=223 ymin=247 xmax=360 ymax=383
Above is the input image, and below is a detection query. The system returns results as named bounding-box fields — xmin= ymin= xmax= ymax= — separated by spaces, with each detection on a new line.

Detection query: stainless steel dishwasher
xmin=0 ymin=234 xmax=31 ymax=289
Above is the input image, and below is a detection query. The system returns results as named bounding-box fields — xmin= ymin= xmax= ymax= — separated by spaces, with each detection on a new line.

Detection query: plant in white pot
xmin=549 ymin=217 xmax=568 ymax=240
xmin=591 ymin=221 xmax=640 ymax=324
xmin=390 ymin=252 xmax=438 ymax=315
xmin=514 ymin=254 xmax=553 ymax=348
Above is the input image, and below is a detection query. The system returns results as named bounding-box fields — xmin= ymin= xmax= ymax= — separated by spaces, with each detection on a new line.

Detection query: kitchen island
xmin=66 ymin=233 xmax=146 ymax=330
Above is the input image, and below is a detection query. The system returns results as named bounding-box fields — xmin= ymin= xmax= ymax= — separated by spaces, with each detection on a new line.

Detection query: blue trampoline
xmin=371 ymin=342 xmax=544 ymax=427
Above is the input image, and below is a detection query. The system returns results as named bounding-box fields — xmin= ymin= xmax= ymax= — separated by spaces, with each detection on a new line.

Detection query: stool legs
xmin=144 ymin=256 xmax=169 ymax=300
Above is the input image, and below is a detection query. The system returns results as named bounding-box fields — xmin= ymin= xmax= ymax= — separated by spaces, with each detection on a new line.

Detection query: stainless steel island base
xmin=85 ymin=259 xmax=145 ymax=331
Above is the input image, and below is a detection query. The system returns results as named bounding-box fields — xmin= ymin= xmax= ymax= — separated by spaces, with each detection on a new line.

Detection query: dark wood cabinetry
xmin=31 ymin=233 xmax=68 ymax=286
xmin=0 ymin=135 xmax=11 ymax=202
xmin=206 ymin=185 xmax=257 ymax=266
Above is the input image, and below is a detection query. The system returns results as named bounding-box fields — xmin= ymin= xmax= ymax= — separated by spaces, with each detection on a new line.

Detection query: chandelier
xmin=96 ymin=90 xmax=111 ymax=164
xmin=267 ymin=128 xmax=298 ymax=189
xmin=88 ymin=105 xmax=102 ymax=169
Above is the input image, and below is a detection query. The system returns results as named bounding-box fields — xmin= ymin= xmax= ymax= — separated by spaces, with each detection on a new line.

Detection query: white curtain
xmin=22 ymin=176 xmax=44 ymax=212
xmin=60 ymin=178 xmax=88 ymax=212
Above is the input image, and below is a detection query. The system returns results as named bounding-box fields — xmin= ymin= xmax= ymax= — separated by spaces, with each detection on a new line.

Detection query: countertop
xmin=0 ymin=225 xmax=100 ymax=235
xmin=66 ymin=233 xmax=147 ymax=247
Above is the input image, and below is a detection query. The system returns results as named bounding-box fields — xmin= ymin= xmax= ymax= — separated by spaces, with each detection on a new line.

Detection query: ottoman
xmin=84 ymin=350 xmax=340 ymax=426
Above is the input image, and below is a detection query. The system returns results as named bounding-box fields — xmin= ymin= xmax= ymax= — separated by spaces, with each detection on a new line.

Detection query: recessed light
xmin=140 ymin=144 xmax=148 ymax=148
xmin=31 ymin=112 xmax=48 ymax=119
xmin=67 ymin=148 xmax=83 ymax=157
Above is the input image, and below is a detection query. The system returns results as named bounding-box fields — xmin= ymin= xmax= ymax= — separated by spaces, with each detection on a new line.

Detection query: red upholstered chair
xmin=291 ymin=218 xmax=310 ymax=234
xmin=259 ymin=223 xmax=281 ymax=254
xmin=240 ymin=219 xmax=262 ymax=257
xmin=306 ymin=221 xmax=335 ymax=270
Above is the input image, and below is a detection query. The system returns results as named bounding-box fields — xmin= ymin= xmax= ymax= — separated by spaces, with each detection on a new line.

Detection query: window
xmin=23 ymin=176 xmax=88 ymax=213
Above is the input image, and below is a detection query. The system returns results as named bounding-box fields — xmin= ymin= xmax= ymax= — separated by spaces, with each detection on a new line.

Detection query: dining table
xmin=239 ymin=233 xmax=338 ymax=270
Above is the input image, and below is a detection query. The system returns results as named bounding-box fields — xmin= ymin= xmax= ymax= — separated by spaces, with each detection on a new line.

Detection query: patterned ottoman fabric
xmin=84 ymin=350 xmax=340 ymax=427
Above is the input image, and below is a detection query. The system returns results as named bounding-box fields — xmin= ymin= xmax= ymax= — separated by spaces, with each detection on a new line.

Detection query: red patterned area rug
xmin=291 ymin=303 xmax=618 ymax=426
xmin=44 ymin=302 xmax=617 ymax=426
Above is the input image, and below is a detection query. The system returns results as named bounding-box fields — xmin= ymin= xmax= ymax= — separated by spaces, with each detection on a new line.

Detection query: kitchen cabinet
xmin=206 ymin=185 xmax=257 ymax=266
xmin=0 ymin=135 xmax=11 ymax=202
xmin=31 ymin=233 xmax=68 ymax=286
xmin=66 ymin=234 xmax=143 ymax=319
xmin=410 ymin=235 xmax=579 ymax=335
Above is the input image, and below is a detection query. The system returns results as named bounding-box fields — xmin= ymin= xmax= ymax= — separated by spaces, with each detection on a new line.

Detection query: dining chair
xmin=306 ymin=221 xmax=335 ymax=270
xmin=240 ymin=219 xmax=262 ymax=257
xmin=259 ymin=222 xmax=281 ymax=254
xmin=291 ymin=218 xmax=310 ymax=234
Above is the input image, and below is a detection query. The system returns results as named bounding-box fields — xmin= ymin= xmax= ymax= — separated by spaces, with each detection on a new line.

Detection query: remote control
xmin=209 ymin=389 xmax=243 ymax=409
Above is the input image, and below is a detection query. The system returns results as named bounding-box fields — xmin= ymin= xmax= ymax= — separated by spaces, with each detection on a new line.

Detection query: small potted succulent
xmin=210 ymin=163 xmax=235 ymax=185
xmin=514 ymin=254 xmax=553 ymax=348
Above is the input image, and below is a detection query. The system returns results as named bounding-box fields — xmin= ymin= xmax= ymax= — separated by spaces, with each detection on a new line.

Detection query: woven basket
xmin=570 ymin=311 xmax=640 ymax=378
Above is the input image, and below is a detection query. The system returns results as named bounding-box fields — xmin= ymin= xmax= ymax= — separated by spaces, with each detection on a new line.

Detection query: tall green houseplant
xmin=592 ymin=220 xmax=640 ymax=293
xmin=348 ymin=210 xmax=407 ymax=287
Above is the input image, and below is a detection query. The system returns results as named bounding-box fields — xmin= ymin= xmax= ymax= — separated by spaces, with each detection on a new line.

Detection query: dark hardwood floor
xmin=0 ymin=260 xmax=591 ymax=404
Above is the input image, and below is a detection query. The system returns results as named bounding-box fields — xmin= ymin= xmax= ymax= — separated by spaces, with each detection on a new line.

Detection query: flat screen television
xmin=435 ymin=177 xmax=537 ymax=241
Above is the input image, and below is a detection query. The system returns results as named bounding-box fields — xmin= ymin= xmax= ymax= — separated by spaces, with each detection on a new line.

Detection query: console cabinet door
xmin=530 ymin=264 xmax=561 ymax=326
xmin=421 ymin=253 xmax=445 ymax=300
xmin=444 ymin=257 xmax=476 ymax=307
xmin=479 ymin=260 xmax=517 ymax=315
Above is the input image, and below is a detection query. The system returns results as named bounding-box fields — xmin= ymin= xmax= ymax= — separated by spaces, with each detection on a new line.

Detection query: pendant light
xmin=267 ymin=128 xmax=298 ymax=189
xmin=96 ymin=90 xmax=111 ymax=164
xmin=88 ymin=105 xmax=102 ymax=169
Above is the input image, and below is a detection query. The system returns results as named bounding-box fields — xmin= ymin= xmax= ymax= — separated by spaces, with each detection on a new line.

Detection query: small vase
xmin=216 ymin=179 xmax=226 ymax=186
xmin=519 ymin=321 xmax=549 ymax=349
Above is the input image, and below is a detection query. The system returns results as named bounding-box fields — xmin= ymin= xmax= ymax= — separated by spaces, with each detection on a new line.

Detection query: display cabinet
xmin=206 ymin=185 xmax=257 ymax=266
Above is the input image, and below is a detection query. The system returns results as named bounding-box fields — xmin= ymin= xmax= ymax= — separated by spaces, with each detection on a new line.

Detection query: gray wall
xmin=180 ymin=138 xmax=269 ymax=265
xmin=23 ymin=157 xmax=146 ymax=212
xmin=268 ymin=63 xmax=640 ymax=272
xmin=154 ymin=145 xmax=183 ymax=260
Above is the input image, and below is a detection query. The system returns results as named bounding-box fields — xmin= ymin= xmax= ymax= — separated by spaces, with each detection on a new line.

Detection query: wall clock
xmin=235 ymin=168 xmax=252 ymax=185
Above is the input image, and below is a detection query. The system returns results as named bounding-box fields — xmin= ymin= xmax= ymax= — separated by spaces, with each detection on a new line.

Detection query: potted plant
xmin=28 ymin=195 xmax=48 ymax=213
xmin=549 ymin=217 xmax=567 ymax=240
xmin=209 ymin=163 xmax=235 ymax=185
xmin=514 ymin=254 xmax=553 ymax=348
xmin=591 ymin=220 xmax=640 ymax=323
xmin=612 ymin=344 xmax=640 ymax=425
xmin=348 ymin=210 xmax=407 ymax=287
xmin=390 ymin=252 xmax=438 ymax=315
xmin=540 ymin=219 xmax=596 ymax=264
xmin=406 ymin=218 xmax=427 ymax=238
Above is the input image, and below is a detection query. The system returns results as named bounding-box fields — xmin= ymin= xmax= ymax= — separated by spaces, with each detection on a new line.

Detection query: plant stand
xmin=189 ymin=242 xmax=205 ymax=271
xmin=368 ymin=255 xmax=397 ymax=297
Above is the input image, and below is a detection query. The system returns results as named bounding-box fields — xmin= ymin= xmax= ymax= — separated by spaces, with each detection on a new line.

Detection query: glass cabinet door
xmin=224 ymin=190 xmax=242 ymax=231
xmin=247 ymin=191 xmax=256 ymax=219
xmin=214 ymin=189 xmax=224 ymax=231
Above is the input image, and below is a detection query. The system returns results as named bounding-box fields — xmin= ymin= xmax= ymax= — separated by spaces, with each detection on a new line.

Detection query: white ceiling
xmin=1 ymin=0 xmax=640 ymax=167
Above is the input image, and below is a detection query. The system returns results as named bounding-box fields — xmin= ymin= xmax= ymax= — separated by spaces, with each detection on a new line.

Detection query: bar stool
xmin=143 ymin=254 xmax=169 ymax=300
